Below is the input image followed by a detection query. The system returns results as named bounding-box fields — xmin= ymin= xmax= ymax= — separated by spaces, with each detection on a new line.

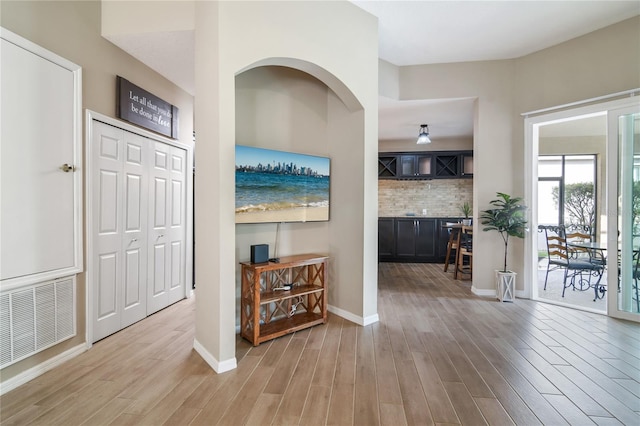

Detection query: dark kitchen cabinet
xmin=378 ymin=151 xmax=472 ymax=180
xmin=461 ymin=153 xmax=473 ymax=177
xmin=393 ymin=218 xmax=437 ymax=261
xmin=378 ymin=155 xmax=397 ymax=178
xmin=378 ymin=218 xmax=395 ymax=260
xmin=379 ymin=217 xmax=463 ymax=263
xmin=398 ymin=154 xmax=432 ymax=178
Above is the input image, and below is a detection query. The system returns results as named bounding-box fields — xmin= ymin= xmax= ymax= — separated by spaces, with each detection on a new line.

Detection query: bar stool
xmin=443 ymin=224 xmax=461 ymax=272
xmin=455 ymin=226 xmax=473 ymax=280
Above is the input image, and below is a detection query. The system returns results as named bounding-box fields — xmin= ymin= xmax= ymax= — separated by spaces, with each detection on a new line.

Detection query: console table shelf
xmin=240 ymin=254 xmax=328 ymax=346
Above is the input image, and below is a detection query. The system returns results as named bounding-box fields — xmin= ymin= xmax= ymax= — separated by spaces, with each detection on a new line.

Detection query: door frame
xmin=85 ymin=110 xmax=194 ymax=346
xmin=524 ymin=94 xmax=640 ymax=319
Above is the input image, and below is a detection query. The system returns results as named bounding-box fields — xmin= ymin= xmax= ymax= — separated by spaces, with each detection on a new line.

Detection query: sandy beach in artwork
xmin=236 ymin=206 xmax=329 ymax=224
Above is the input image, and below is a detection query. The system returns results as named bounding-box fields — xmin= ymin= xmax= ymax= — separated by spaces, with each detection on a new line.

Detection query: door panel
xmin=93 ymin=124 xmax=124 ymax=340
xmin=148 ymin=143 xmax=187 ymax=311
xmin=167 ymin=147 xmax=186 ymax=303
xmin=97 ymin=253 xmax=118 ymax=320
xmin=152 ymin=244 xmax=166 ymax=296
xmin=92 ymin=122 xmax=147 ymax=340
xmin=153 ymin=178 xmax=168 ymax=228
xmin=120 ymin=132 xmax=147 ymax=328
xmin=172 ymin=180 xmax=183 ymax=227
xmin=170 ymin=241 xmax=182 ymax=290
xmin=148 ymin=142 xmax=170 ymax=314
xmin=99 ymin=170 xmax=119 ymax=233
xmin=124 ymin=248 xmax=142 ymax=308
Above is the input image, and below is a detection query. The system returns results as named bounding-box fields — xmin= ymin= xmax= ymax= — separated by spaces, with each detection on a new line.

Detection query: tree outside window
xmin=552 ymin=182 xmax=595 ymax=229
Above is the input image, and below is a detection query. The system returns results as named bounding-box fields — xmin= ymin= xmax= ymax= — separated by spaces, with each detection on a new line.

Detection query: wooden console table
xmin=240 ymin=253 xmax=328 ymax=346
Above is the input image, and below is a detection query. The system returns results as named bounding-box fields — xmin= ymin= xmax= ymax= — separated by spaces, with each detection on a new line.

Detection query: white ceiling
xmin=106 ymin=1 xmax=640 ymax=142
xmin=353 ymin=1 xmax=640 ymax=67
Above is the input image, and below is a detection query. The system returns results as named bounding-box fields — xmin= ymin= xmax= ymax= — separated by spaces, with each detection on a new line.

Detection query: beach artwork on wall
xmin=235 ymin=145 xmax=331 ymax=224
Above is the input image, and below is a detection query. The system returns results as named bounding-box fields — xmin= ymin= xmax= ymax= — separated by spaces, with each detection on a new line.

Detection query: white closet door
xmin=120 ymin=131 xmax=149 ymax=327
xmin=92 ymin=122 xmax=147 ymax=341
xmin=167 ymin=146 xmax=187 ymax=305
xmin=147 ymin=142 xmax=186 ymax=314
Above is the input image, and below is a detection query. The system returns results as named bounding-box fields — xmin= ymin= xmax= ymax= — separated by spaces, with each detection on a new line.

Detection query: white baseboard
xmin=193 ymin=339 xmax=237 ymax=374
xmin=0 ymin=343 xmax=88 ymax=395
xmin=471 ymin=286 xmax=528 ymax=300
xmin=362 ymin=313 xmax=380 ymax=326
xmin=471 ymin=286 xmax=496 ymax=298
xmin=327 ymin=304 xmax=379 ymax=326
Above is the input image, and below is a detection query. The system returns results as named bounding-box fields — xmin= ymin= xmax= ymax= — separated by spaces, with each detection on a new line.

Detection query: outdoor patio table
xmin=567 ymin=241 xmax=607 ymax=301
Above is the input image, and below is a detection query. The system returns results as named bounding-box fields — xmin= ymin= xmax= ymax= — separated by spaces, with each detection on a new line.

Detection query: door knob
xmin=60 ymin=163 xmax=76 ymax=173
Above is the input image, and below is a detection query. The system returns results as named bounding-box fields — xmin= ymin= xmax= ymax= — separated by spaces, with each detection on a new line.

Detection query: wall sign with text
xmin=116 ymin=76 xmax=179 ymax=139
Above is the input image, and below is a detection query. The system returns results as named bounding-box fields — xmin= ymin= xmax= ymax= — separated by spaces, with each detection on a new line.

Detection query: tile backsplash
xmin=378 ymin=179 xmax=473 ymax=217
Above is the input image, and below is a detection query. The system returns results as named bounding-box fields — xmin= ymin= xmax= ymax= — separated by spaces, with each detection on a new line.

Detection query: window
xmin=538 ymin=155 xmax=597 ymax=231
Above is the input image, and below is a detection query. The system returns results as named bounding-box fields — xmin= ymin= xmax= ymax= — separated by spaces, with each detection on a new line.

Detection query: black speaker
xmin=251 ymin=244 xmax=269 ymax=264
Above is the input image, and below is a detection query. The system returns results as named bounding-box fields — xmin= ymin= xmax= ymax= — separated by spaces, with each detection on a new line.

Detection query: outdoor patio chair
xmin=539 ymin=225 xmax=568 ymax=290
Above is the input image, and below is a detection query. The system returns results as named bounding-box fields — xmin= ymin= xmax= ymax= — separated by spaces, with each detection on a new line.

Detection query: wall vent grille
xmin=0 ymin=276 xmax=76 ymax=369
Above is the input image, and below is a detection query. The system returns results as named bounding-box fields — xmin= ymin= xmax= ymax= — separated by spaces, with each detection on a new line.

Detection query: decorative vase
xmin=496 ymin=270 xmax=516 ymax=302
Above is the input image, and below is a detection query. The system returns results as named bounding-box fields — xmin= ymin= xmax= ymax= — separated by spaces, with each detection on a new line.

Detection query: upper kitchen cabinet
xmin=461 ymin=152 xmax=473 ymax=177
xmin=378 ymin=151 xmax=472 ymax=180
xmin=399 ymin=154 xmax=432 ymax=178
xmin=378 ymin=155 xmax=398 ymax=178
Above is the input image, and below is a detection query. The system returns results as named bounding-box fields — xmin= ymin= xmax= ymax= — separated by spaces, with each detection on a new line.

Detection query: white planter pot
xmin=462 ymin=219 xmax=472 ymax=226
xmin=496 ymin=270 xmax=516 ymax=302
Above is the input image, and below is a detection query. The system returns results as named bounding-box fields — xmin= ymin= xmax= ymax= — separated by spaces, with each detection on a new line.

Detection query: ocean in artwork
xmin=235 ymin=171 xmax=330 ymax=213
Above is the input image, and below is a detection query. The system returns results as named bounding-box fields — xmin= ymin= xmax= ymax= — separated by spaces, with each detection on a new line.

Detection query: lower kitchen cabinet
xmin=379 ymin=217 xmax=463 ymax=263
xmin=378 ymin=218 xmax=395 ymax=258
xmin=396 ymin=218 xmax=436 ymax=260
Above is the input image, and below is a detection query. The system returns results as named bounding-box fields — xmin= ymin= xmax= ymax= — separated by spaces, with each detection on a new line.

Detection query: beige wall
xmin=395 ymin=60 xmax=516 ymax=293
xmin=0 ymin=0 xmax=194 ymax=383
xmin=379 ymin=137 xmax=473 ymax=152
xmin=234 ymin=66 xmax=336 ymax=323
xmin=193 ymin=0 xmax=379 ymax=366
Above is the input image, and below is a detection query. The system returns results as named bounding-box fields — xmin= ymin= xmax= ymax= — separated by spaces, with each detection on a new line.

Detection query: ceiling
xmin=107 ymin=1 xmax=640 ymax=143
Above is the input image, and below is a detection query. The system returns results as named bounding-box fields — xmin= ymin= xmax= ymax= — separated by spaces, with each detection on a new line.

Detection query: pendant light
xmin=416 ymin=124 xmax=431 ymax=144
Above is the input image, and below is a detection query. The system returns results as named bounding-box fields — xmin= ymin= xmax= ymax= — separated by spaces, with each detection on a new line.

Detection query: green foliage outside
xmin=539 ymin=179 xmax=639 ymax=263
xmin=632 ymin=181 xmax=640 ymax=234
xmin=552 ymin=182 xmax=595 ymax=229
xmin=552 ymin=180 xmax=640 ymax=234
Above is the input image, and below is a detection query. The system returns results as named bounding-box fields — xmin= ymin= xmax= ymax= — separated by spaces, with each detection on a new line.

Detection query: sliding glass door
xmin=525 ymin=94 xmax=639 ymax=321
xmin=607 ymin=105 xmax=640 ymax=321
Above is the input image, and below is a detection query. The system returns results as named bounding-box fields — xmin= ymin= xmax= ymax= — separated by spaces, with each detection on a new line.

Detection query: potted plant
xmin=480 ymin=192 xmax=527 ymax=302
xmin=460 ymin=202 xmax=472 ymax=225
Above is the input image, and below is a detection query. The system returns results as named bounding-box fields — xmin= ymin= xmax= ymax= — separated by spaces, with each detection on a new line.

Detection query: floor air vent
xmin=1 ymin=276 xmax=76 ymax=368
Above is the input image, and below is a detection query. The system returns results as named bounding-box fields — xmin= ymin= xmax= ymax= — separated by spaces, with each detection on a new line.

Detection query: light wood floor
xmin=1 ymin=263 xmax=639 ymax=425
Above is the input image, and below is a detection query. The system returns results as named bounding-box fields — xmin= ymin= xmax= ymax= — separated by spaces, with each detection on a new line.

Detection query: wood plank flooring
xmin=1 ymin=263 xmax=639 ymax=425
